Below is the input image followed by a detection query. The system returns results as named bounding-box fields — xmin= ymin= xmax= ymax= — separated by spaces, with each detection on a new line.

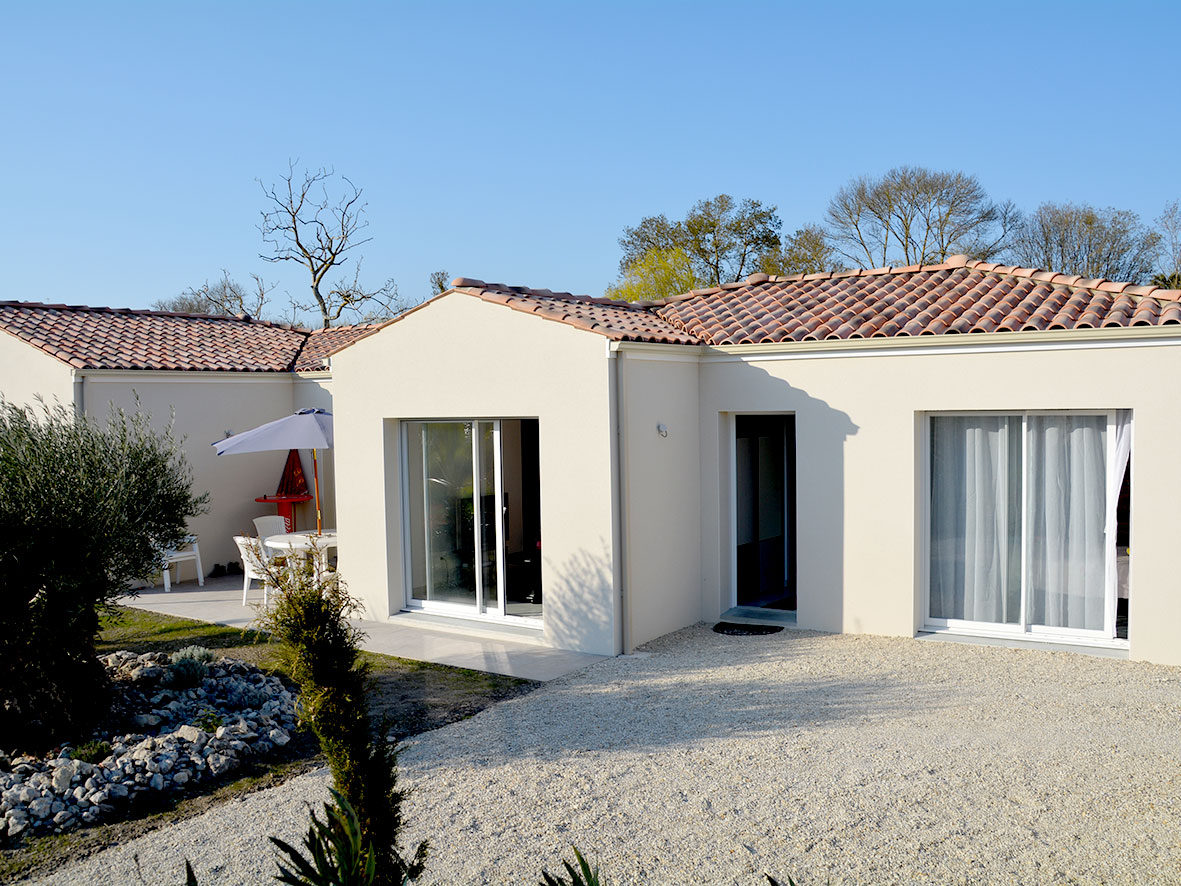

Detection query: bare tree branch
xmin=429 ymin=270 xmax=451 ymax=295
xmin=826 ymin=167 xmax=1015 ymax=268
xmin=152 ymin=270 xmax=275 ymax=319
xmin=1010 ymin=202 xmax=1161 ymax=282
xmin=290 ymin=259 xmax=409 ymax=325
xmin=1155 ymin=200 xmax=1181 ymax=279
xmin=258 ymin=162 xmax=386 ymax=327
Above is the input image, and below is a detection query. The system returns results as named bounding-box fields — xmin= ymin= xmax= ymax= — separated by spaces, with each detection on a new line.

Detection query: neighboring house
xmin=330 ymin=255 xmax=1181 ymax=666
xmin=0 ymin=301 xmax=372 ymax=571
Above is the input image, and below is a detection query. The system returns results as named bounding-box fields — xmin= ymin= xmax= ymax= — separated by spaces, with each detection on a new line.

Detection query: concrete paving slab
xmin=120 ymin=576 xmax=606 ymax=682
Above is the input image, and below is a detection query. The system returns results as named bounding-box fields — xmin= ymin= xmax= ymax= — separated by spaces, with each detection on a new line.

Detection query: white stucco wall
xmin=0 ymin=336 xmax=337 ymax=584
xmin=333 ymin=301 xmax=1181 ymax=666
xmin=293 ymin=373 xmax=337 ymax=532
xmin=696 ymin=331 xmax=1181 ymax=666
xmin=331 ymin=293 xmax=621 ymax=655
xmin=0 ymin=331 xmax=76 ymax=409
xmin=78 ymin=373 xmax=300 ymax=574
xmin=614 ymin=346 xmax=703 ymax=648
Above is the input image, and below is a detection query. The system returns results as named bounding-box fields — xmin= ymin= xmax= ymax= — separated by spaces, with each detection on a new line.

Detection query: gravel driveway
xmin=30 ymin=626 xmax=1181 ymax=885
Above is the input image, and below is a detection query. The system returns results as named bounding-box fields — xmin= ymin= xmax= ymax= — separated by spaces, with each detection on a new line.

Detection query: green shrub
xmin=271 ymin=788 xmax=378 ymax=886
xmin=0 ymin=398 xmax=206 ymax=751
xmin=257 ymin=553 xmax=426 ymax=886
xmin=165 ymin=657 xmax=208 ymax=689
xmin=194 ymin=708 xmax=223 ymax=733
xmin=70 ymin=739 xmax=112 ymax=765
xmin=540 ymin=846 xmax=601 ymax=886
xmin=172 ymin=645 xmax=216 ymax=664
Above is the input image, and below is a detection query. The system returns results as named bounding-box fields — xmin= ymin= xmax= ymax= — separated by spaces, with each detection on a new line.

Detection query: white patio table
xmin=265 ymin=530 xmax=338 ymax=575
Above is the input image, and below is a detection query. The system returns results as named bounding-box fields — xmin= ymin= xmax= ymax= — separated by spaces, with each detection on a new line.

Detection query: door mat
xmin=712 ymin=622 xmax=784 ymax=636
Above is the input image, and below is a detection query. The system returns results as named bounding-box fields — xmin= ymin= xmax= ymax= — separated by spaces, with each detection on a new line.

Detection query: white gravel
xmin=29 ymin=626 xmax=1181 ymax=885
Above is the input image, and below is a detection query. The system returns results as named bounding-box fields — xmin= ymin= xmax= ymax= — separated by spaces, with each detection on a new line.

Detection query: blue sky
xmin=2 ymin=1 xmax=1179 ymax=319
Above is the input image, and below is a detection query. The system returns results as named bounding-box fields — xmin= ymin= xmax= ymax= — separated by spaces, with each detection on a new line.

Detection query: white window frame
xmin=398 ymin=419 xmax=540 ymax=628
xmin=922 ymin=409 xmax=1128 ymax=648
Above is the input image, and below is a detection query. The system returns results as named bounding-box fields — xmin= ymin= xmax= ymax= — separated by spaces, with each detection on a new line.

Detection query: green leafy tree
xmin=1009 ymin=202 xmax=1161 ymax=283
xmin=618 ymin=195 xmax=783 ymax=287
xmin=759 ymin=224 xmax=843 ymax=276
xmin=0 ymin=400 xmax=206 ymax=749
xmin=606 ymin=247 xmax=701 ymax=301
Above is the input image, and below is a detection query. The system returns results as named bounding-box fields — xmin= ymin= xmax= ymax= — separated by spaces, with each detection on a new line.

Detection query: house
xmin=329 ymin=255 xmax=1181 ymax=666
xmin=0 ymin=301 xmax=372 ymax=571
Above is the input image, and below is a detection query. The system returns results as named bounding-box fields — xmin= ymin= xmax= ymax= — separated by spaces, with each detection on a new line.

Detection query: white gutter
xmin=70 ymin=369 xmax=297 ymax=384
xmin=607 ymin=340 xmax=634 ymax=655
xmin=71 ymin=370 xmax=85 ymax=415
xmin=608 ymin=325 xmax=1181 ymax=363
xmin=707 ymin=326 xmax=1181 ymax=362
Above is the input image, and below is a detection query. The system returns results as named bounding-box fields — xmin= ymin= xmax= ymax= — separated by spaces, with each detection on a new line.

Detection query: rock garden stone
xmin=50 ymin=767 xmax=72 ymax=793
xmin=175 ymin=724 xmax=203 ymax=743
xmin=0 ymin=650 xmax=299 ymax=844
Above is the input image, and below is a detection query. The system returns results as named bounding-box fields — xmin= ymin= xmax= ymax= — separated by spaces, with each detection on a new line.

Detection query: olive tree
xmin=0 ymin=400 xmax=206 ymax=750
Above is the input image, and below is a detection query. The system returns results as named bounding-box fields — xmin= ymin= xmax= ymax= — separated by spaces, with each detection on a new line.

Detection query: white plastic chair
xmin=161 ymin=536 xmax=204 ymax=592
xmin=233 ymin=535 xmax=271 ymax=606
xmin=253 ymin=515 xmax=289 ymax=555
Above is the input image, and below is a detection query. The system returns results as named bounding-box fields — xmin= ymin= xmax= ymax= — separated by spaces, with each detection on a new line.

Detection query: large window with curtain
xmin=928 ymin=411 xmax=1131 ymax=641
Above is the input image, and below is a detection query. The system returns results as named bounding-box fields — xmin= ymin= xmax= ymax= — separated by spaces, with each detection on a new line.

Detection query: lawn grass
xmin=1 ymin=605 xmax=537 ymax=881
xmin=96 ymin=605 xmax=272 ymax=659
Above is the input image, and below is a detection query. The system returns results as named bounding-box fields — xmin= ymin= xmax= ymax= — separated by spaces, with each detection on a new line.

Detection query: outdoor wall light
xmin=657 ymin=423 xmax=668 ymax=437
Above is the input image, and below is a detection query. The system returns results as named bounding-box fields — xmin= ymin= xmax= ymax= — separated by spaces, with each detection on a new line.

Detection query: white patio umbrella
xmin=213 ymin=408 xmax=334 ymax=534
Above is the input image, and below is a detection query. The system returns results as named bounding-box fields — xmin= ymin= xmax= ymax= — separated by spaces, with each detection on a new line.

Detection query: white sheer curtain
xmin=929 ymin=416 xmax=1021 ymax=623
xmin=1025 ymin=415 xmax=1107 ymax=631
xmin=1104 ymin=411 xmax=1132 ymax=619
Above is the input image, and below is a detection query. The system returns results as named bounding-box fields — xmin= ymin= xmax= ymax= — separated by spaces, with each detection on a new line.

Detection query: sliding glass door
xmin=403 ymin=419 xmax=542 ymax=621
xmin=928 ymin=411 xmax=1130 ymax=641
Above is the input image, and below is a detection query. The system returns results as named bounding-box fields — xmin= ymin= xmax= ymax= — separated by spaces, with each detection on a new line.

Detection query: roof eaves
xmin=0 ymin=322 xmax=83 ymax=368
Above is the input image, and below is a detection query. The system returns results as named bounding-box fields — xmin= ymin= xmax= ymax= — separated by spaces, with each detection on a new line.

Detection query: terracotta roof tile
xmin=295 ymin=324 xmax=383 ymax=371
xmin=1161 ymin=302 xmax=1181 ymax=324
xmin=0 ymin=302 xmax=367 ymax=372
xmin=639 ymin=259 xmax=1181 ymax=346
xmin=451 ymin=280 xmax=701 ymax=345
xmin=252 ymin=260 xmax=1181 ymax=355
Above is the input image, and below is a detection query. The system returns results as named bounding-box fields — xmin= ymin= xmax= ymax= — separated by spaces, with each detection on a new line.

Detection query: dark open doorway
xmin=735 ymin=415 xmax=796 ymax=610
xmin=1116 ymin=456 xmax=1130 ymax=640
xmin=502 ymin=419 xmax=542 ymax=617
